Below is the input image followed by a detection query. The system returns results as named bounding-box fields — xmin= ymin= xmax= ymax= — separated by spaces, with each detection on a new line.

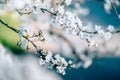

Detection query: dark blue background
xmin=62 ymin=1 xmax=120 ymax=80
xmin=63 ymin=57 xmax=120 ymax=80
xmin=82 ymin=0 xmax=120 ymax=27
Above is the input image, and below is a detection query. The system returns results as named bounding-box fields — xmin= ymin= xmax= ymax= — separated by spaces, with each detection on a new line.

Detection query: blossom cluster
xmin=29 ymin=0 xmax=51 ymax=14
xmin=51 ymin=4 xmax=115 ymax=47
xmin=17 ymin=23 xmax=72 ymax=75
xmin=17 ymin=24 xmax=45 ymax=48
xmin=17 ymin=23 xmax=96 ymax=74
xmin=14 ymin=0 xmax=118 ymax=75
xmin=38 ymin=50 xmax=68 ymax=75
xmin=52 ymin=7 xmax=82 ymax=35
xmin=16 ymin=0 xmax=72 ymax=15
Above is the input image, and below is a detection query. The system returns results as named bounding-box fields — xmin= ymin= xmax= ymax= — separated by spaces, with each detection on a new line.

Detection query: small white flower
xmin=34 ymin=0 xmax=41 ymax=7
xmin=87 ymin=40 xmax=98 ymax=47
xmin=39 ymin=58 xmax=46 ymax=65
xmin=56 ymin=66 xmax=66 ymax=75
xmin=65 ymin=0 xmax=72 ymax=5
xmin=81 ymin=26 xmax=87 ymax=31
xmin=18 ymin=24 xmax=33 ymax=37
xmin=17 ymin=39 xmax=27 ymax=47
xmin=52 ymin=54 xmax=68 ymax=75
xmin=98 ymin=30 xmax=105 ymax=38
xmin=95 ymin=43 xmax=99 ymax=47
xmin=45 ymin=51 xmax=52 ymax=62
xmin=95 ymin=25 xmax=102 ymax=31
xmin=18 ymin=24 xmax=27 ymax=37
xmin=83 ymin=59 xmax=92 ymax=69
xmin=118 ymin=14 xmax=120 ymax=19
xmin=68 ymin=60 xmax=73 ymax=64
xmin=107 ymin=25 xmax=115 ymax=32
xmin=30 ymin=0 xmax=41 ymax=14
xmin=57 ymin=6 xmax=65 ymax=14
xmin=89 ymin=40 xmax=95 ymax=46
xmin=76 ymin=17 xmax=82 ymax=28
xmin=42 ymin=0 xmax=51 ymax=9
xmin=104 ymin=0 xmax=111 ymax=13
xmin=79 ymin=32 xmax=87 ymax=40
xmin=72 ymin=27 xmax=78 ymax=35
xmin=104 ymin=32 xmax=112 ymax=40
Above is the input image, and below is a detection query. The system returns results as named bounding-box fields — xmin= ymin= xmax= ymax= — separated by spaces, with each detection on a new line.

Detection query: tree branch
xmin=0 ymin=19 xmax=41 ymax=51
xmin=0 ymin=19 xmax=19 ymax=33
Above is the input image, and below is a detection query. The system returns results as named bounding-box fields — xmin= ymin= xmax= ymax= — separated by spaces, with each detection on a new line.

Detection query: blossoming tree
xmin=0 ymin=0 xmax=120 ymax=75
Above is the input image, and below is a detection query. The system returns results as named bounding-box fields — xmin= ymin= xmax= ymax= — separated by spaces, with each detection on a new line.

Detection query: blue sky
xmin=83 ymin=0 xmax=120 ymax=28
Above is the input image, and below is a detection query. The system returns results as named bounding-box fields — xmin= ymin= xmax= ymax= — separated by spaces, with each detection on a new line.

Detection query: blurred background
xmin=0 ymin=0 xmax=120 ymax=80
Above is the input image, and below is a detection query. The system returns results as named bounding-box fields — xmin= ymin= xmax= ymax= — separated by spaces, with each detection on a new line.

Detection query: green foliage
xmin=0 ymin=12 xmax=23 ymax=54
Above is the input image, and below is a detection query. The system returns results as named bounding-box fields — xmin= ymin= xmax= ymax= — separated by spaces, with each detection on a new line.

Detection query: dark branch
xmin=0 ymin=19 xmax=38 ymax=50
xmin=110 ymin=0 xmax=120 ymax=18
xmin=40 ymin=8 xmax=57 ymax=16
xmin=0 ymin=19 xmax=19 ymax=33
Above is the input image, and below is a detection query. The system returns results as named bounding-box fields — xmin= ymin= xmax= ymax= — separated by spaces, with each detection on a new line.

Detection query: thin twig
xmin=0 ymin=19 xmax=38 ymax=50
xmin=0 ymin=19 xmax=19 ymax=33
xmin=40 ymin=8 xmax=57 ymax=16
xmin=110 ymin=0 xmax=120 ymax=18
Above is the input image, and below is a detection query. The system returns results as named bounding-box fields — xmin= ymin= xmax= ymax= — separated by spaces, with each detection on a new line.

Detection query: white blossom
xmin=107 ymin=25 xmax=115 ymax=32
xmin=39 ymin=58 xmax=46 ymax=65
xmin=17 ymin=39 xmax=27 ymax=47
xmin=30 ymin=0 xmax=41 ymax=14
xmin=53 ymin=55 xmax=68 ymax=75
xmin=88 ymin=40 xmax=95 ymax=46
xmin=118 ymin=15 xmax=120 ymax=19
xmin=18 ymin=24 xmax=27 ymax=37
xmin=83 ymin=58 xmax=92 ymax=69
xmin=98 ymin=30 xmax=105 ymax=38
xmin=57 ymin=6 xmax=65 ymax=14
xmin=1 ymin=0 xmax=119 ymax=76
xmin=56 ymin=66 xmax=66 ymax=75
xmin=28 ymin=0 xmax=51 ymax=14
xmin=52 ymin=11 xmax=83 ymax=36
xmin=38 ymin=51 xmax=68 ymax=75
xmin=42 ymin=0 xmax=51 ymax=9
xmin=18 ymin=24 xmax=33 ymax=37
xmin=104 ymin=0 xmax=111 ymax=13
xmin=65 ymin=0 xmax=72 ymax=5
xmin=45 ymin=51 xmax=53 ymax=62
xmin=95 ymin=25 xmax=102 ymax=31
xmin=104 ymin=32 xmax=112 ymax=40
xmin=79 ymin=32 xmax=87 ymax=40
